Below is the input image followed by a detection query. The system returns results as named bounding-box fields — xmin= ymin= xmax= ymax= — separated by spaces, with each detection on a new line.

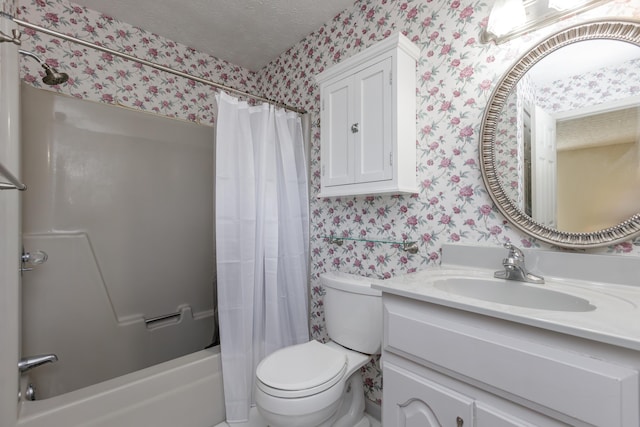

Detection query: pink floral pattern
xmin=255 ymin=0 xmax=640 ymax=403
xmin=495 ymin=87 xmax=520 ymax=203
xmin=537 ymin=57 xmax=640 ymax=113
xmin=7 ymin=0 xmax=640 ymax=406
xmin=495 ymin=72 xmax=535 ymax=208
xmin=1 ymin=0 xmax=15 ymax=15
xmin=15 ymin=0 xmax=257 ymax=126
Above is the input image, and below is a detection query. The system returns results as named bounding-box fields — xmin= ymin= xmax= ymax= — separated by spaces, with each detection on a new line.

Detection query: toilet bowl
xmin=255 ymin=340 xmax=369 ymax=426
xmin=254 ymin=272 xmax=382 ymax=427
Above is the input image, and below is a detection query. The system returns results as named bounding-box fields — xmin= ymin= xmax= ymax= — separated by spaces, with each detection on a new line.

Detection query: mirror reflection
xmin=495 ymin=39 xmax=640 ymax=233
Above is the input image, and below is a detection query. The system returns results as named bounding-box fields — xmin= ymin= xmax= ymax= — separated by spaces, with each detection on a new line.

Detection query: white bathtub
xmin=17 ymin=348 xmax=225 ymax=427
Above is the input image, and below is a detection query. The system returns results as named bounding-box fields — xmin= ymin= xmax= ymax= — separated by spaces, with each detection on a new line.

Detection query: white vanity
xmin=375 ymin=244 xmax=640 ymax=427
xmin=382 ymin=18 xmax=640 ymax=427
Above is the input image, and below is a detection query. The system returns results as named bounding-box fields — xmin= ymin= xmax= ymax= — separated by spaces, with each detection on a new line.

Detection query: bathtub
xmin=17 ymin=348 xmax=225 ymax=427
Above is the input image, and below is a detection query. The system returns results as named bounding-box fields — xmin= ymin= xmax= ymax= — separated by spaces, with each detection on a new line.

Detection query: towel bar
xmin=144 ymin=311 xmax=182 ymax=326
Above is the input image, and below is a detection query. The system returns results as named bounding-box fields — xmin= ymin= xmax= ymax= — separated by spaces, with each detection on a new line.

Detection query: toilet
xmin=254 ymin=271 xmax=382 ymax=427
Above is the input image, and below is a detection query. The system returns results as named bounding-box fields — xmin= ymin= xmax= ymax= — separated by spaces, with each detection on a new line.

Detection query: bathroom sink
xmin=433 ymin=277 xmax=596 ymax=312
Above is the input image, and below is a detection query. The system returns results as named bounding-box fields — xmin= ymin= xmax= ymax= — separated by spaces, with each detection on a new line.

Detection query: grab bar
xmin=144 ymin=311 xmax=182 ymax=326
xmin=0 ymin=161 xmax=27 ymax=191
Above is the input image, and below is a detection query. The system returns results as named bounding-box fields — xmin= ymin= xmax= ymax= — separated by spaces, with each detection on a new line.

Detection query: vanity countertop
xmin=373 ymin=267 xmax=640 ymax=352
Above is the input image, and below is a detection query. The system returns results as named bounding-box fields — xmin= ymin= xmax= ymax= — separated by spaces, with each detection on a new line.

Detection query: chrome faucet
xmin=18 ymin=354 xmax=58 ymax=373
xmin=494 ymin=242 xmax=544 ymax=284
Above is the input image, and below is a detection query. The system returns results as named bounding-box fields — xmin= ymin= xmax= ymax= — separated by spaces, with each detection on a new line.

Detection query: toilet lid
xmin=256 ymin=340 xmax=347 ymax=392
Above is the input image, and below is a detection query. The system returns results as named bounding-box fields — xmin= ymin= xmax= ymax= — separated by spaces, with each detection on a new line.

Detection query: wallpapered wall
xmin=496 ymin=72 xmax=533 ymax=209
xmin=495 ymin=84 xmax=519 ymax=204
xmin=255 ymin=0 xmax=640 ymax=402
xmin=7 ymin=0 xmax=640 ymax=406
xmin=537 ymin=56 xmax=640 ymax=113
xmin=1 ymin=0 xmax=13 ymax=16
xmin=14 ymin=0 xmax=257 ymax=125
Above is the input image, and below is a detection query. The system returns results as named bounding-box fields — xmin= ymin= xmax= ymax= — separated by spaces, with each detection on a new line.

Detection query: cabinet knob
xmin=456 ymin=416 xmax=464 ymax=427
xmin=351 ymin=123 xmax=359 ymax=133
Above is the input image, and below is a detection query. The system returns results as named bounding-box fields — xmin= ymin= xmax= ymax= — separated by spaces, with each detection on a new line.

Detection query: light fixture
xmin=548 ymin=0 xmax=585 ymax=11
xmin=486 ymin=0 xmax=527 ymax=38
xmin=481 ymin=0 xmax=613 ymax=44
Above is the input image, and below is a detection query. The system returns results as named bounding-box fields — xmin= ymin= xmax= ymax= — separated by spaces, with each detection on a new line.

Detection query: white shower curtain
xmin=215 ymin=91 xmax=310 ymax=423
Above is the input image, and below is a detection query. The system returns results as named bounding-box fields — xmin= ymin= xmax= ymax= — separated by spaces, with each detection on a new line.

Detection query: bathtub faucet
xmin=18 ymin=354 xmax=58 ymax=373
xmin=494 ymin=242 xmax=544 ymax=284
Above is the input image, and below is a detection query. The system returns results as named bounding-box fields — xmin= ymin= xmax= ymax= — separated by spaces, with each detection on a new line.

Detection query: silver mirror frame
xmin=479 ymin=19 xmax=640 ymax=249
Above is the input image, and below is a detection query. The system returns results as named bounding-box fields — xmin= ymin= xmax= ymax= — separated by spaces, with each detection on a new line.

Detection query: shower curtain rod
xmin=11 ymin=17 xmax=306 ymax=115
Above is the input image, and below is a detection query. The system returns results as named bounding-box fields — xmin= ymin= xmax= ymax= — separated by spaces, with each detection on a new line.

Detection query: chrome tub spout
xmin=19 ymin=354 xmax=58 ymax=373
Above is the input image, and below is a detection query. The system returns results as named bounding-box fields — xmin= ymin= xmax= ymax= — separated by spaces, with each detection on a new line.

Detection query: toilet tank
xmin=321 ymin=272 xmax=382 ymax=354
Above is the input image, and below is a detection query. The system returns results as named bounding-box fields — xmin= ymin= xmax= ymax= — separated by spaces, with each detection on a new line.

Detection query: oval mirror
xmin=480 ymin=19 xmax=640 ymax=248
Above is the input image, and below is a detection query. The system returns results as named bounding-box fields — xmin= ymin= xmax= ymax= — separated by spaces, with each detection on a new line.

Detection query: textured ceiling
xmin=71 ymin=0 xmax=355 ymax=72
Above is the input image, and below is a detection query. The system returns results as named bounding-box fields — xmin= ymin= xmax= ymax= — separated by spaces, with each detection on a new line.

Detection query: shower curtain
xmin=215 ymin=91 xmax=310 ymax=422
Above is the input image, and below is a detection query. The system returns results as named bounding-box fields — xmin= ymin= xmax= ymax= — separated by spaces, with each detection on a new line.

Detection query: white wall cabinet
xmin=381 ymin=294 xmax=640 ymax=427
xmin=316 ymin=34 xmax=419 ymax=197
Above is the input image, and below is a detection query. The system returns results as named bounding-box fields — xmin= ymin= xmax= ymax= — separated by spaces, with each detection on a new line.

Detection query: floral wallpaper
xmin=14 ymin=0 xmax=257 ymax=126
xmin=516 ymin=73 xmax=535 ymax=210
xmin=537 ymin=56 xmax=640 ymax=114
xmin=495 ymin=85 xmax=519 ymax=204
xmin=495 ymin=72 xmax=534 ymax=210
xmin=255 ymin=0 xmax=640 ymax=404
xmin=1 ymin=0 xmax=15 ymax=16
xmin=7 ymin=0 xmax=640 ymax=407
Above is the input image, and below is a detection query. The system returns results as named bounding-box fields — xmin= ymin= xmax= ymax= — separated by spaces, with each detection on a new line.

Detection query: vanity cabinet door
xmin=383 ymin=361 xmax=473 ymax=427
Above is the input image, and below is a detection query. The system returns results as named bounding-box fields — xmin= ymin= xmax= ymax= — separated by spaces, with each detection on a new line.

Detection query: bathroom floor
xmin=213 ymin=407 xmax=381 ymax=427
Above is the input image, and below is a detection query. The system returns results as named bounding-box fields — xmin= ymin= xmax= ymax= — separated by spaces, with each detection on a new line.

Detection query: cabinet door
xmin=354 ymin=57 xmax=392 ymax=183
xmin=321 ymin=76 xmax=354 ymax=187
xmin=383 ymin=362 xmax=473 ymax=427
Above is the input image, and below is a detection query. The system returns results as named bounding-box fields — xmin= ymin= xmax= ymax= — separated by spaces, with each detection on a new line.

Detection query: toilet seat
xmin=256 ymin=340 xmax=347 ymax=398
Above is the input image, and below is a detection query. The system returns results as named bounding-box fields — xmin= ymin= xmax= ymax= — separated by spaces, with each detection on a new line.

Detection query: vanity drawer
xmin=383 ymin=296 xmax=639 ymax=427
